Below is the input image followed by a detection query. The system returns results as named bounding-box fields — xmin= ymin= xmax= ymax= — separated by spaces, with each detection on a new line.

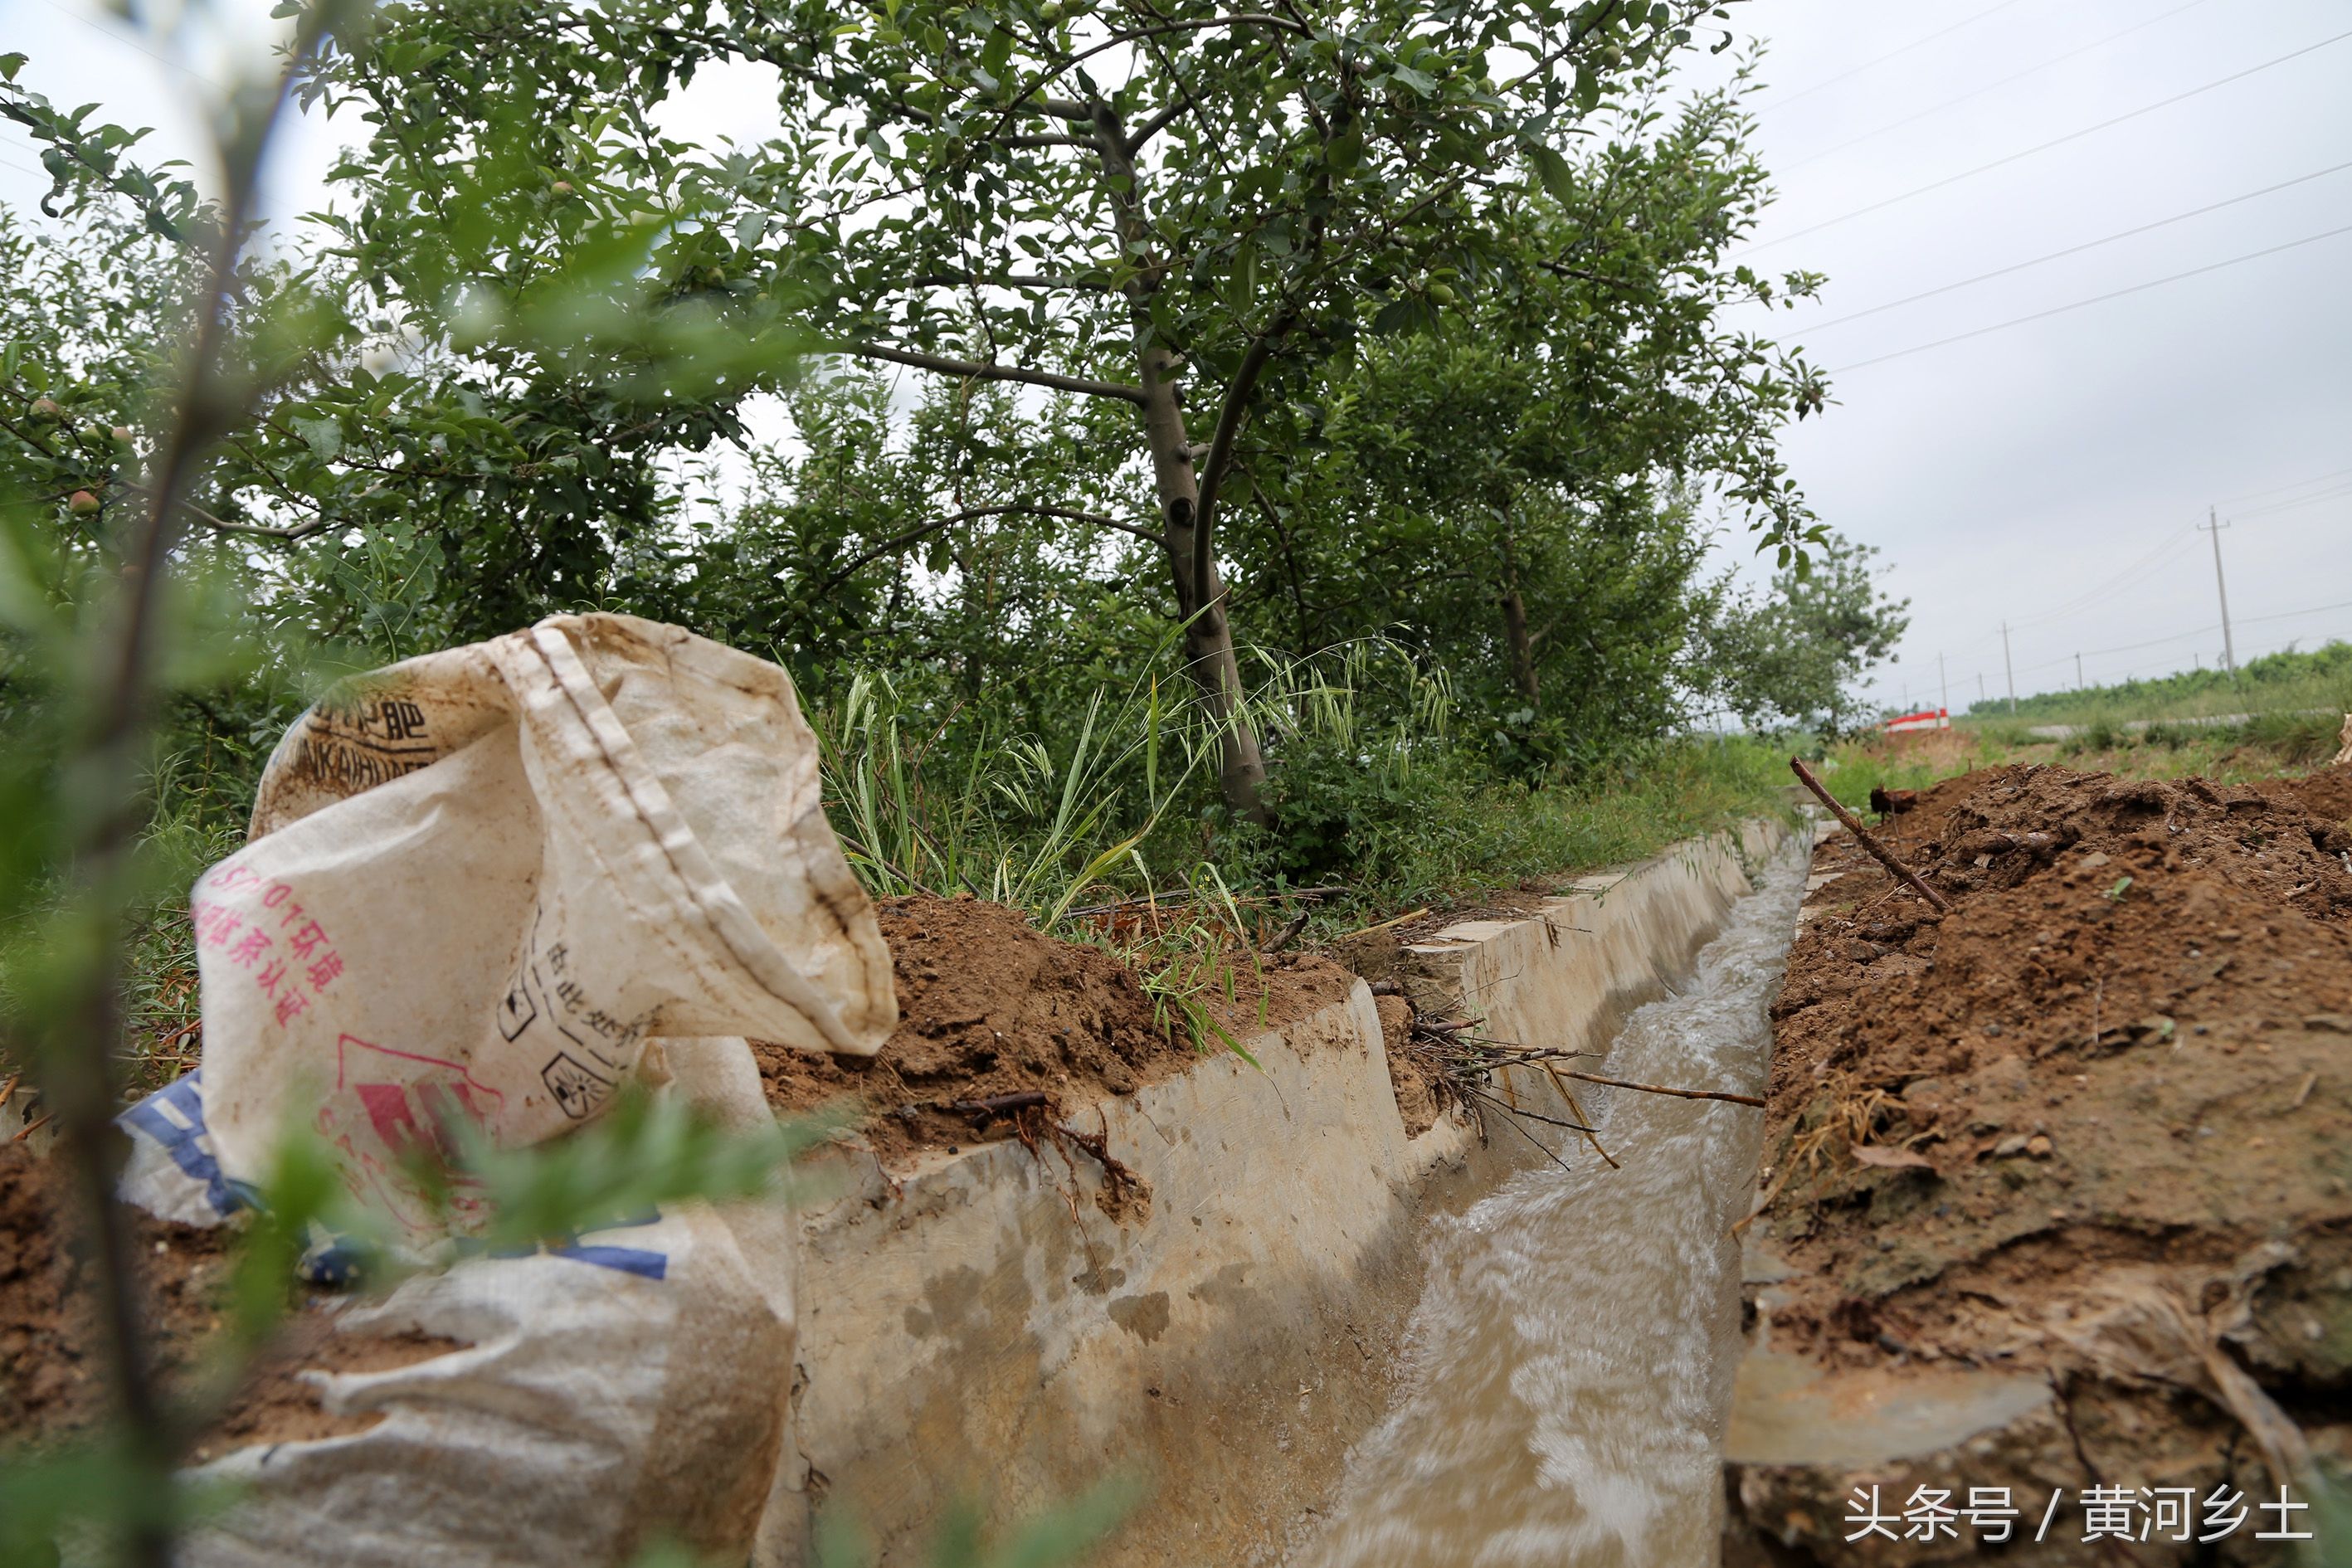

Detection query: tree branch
xmin=817 ymin=504 xmax=1164 ymax=591
xmin=1001 ymin=133 xmax=1098 ymax=150
xmin=898 ymin=270 xmax=1113 ymax=291
xmin=1013 ymin=14 xmax=1303 ymax=126
xmin=124 ymin=484 xmax=338 ymax=543
xmin=1123 ymin=94 xmax=1193 ymax=154
xmin=845 ymin=341 xmax=1145 ymax=405
xmin=1189 ymin=324 xmax=1288 ymax=611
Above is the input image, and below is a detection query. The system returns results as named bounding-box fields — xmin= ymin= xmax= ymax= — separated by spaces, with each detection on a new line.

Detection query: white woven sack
xmin=189 ymin=613 xmax=894 ymax=1237
xmin=113 ymin=1038 xmax=801 ymax=1568
xmin=177 ymin=1201 xmax=792 ymax=1568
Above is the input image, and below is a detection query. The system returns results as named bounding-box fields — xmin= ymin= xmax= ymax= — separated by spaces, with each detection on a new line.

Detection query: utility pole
xmin=2001 ymin=621 xmax=2017 ymax=714
xmin=1977 ymin=671 xmax=1986 ymax=704
xmin=2199 ymin=506 xmax=2237 ymax=676
xmin=1939 ymin=653 xmax=1949 ymax=721
xmin=2075 ymin=651 xmax=2083 ymax=690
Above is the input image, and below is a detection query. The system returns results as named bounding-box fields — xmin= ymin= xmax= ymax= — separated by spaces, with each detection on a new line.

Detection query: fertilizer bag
xmin=190 ymin=611 xmax=895 ymax=1232
xmin=114 ymin=1040 xmax=804 ymax=1568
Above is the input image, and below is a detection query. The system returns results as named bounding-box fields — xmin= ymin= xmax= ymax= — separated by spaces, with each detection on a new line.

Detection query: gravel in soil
xmin=752 ymin=893 xmax=1359 ymax=1165
xmin=1 ymin=1142 xmax=455 ymax=1459
xmin=1732 ymin=762 xmax=2352 ymax=1564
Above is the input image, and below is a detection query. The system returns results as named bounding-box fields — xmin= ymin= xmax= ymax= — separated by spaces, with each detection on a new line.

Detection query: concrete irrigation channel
xmin=771 ymin=817 xmax=1804 ymax=1566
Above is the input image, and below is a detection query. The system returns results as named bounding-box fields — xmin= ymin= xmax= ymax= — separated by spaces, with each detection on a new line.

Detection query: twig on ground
xmin=1064 ymin=884 xmax=1346 ymax=920
xmin=944 ymin=1089 xmax=1052 ymax=1119
xmin=1345 ymin=906 xmax=1429 ymax=938
xmin=1262 ymin=910 xmax=1310 ymax=954
xmin=1789 ymin=757 xmax=1953 ymax=913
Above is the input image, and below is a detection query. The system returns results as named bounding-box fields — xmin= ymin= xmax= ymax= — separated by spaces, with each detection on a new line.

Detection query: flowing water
xmin=1293 ymin=846 xmax=1810 ymax=1568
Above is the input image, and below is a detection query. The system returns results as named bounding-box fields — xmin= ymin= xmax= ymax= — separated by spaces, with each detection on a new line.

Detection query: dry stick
xmin=1538 ymin=1063 xmax=1620 ymax=1169
xmin=1262 ymin=910 xmax=1311 ymax=954
xmin=1064 ymin=884 xmax=1345 ymax=920
xmin=945 ymin=1090 xmax=1053 ymax=1118
xmin=1554 ymin=1069 xmax=1765 ymax=1108
xmin=1346 ymin=905 xmax=1430 ymax=938
xmin=1463 ymin=1089 xmax=1580 ymax=1176
xmin=1787 ymin=757 xmax=1953 ymax=913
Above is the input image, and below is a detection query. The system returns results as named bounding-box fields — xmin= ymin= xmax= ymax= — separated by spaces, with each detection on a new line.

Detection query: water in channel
xmin=1293 ymin=845 xmax=1810 ymax=1568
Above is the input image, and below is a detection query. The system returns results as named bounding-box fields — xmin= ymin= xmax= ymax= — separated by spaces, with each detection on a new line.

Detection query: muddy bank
xmin=1728 ymin=763 xmax=2352 ymax=1564
xmin=778 ymin=821 xmax=1792 ymax=1568
xmin=752 ymin=892 xmax=1360 ymax=1165
xmin=0 ymin=1144 xmax=453 ymax=1458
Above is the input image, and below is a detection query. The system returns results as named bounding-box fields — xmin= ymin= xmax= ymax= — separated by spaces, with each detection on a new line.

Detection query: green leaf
xmin=293 ymin=415 xmax=344 ymax=462
xmin=1526 ymin=144 xmax=1575 ymax=205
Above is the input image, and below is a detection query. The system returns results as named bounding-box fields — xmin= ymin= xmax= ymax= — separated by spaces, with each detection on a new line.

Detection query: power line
xmin=1801 ymin=162 xmax=2352 ymax=334
xmin=1829 ymin=222 xmax=2352 ymax=373
xmin=1780 ymin=0 xmax=2218 ymax=172
xmin=2213 ymin=464 xmax=2352 ymax=506
xmin=2007 ymin=528 xmax=2200 ymax=631
xmin=2010 ymin=597 xmax=2352 ymax=680
xmin=2235 ymin=481 xmax=2352 ymax=521
xmin=2238 ymin=597 xmax=2352 ymax=626
xmin=1739 ymin=26 xmax=2352 ymax=256
xmin=1756 ymin=0 xmax=2034 ymax=113
xmin=2016 ymin=621 xmax=2222 ymax=675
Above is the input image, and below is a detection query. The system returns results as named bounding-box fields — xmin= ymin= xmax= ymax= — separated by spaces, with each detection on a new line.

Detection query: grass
xmin=1806 ymin=728 xmax=2014 ymax=813
xmin=1804 ymin=691 xmax=2350 ymax=820
xmin=1971 ymin=640 xmax=2352 ymax=730
xmin=816 ymin=655 xmax=1804 ymax=1056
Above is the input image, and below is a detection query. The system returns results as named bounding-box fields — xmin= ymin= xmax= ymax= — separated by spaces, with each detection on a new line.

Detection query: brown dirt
xmin=2 ymin=1142 xmax=455 ymax=1460
xmin=1735 ymin=761 xmax=2352 ymax=1562
xmin=752 ymin=893 xmax=1357 ymax=1165
xmin=1374 ymin=992 xmax=1443 ymax=1138
xmin=2264 ymin=758 xmax=2352 ymax=826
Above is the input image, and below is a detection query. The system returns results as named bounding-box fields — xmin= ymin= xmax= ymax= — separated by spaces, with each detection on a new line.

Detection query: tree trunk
xmin=1092 ymin=106 xmax=1272 ymax=827
xmin=1501 ymin=587 xmax=1540 ymax=708
xmin=1499 ymin=533 xmax=1540 ymax=708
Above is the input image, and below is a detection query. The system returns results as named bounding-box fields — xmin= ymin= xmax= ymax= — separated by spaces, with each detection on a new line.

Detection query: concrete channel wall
xmin=768 ymin=816 xmax=1791 ymax=1567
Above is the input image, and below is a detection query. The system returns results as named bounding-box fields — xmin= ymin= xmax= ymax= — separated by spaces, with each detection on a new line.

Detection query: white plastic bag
xmin=178 ymin=1202 xmax=792 ymax=1568
xmin=114 ymin=1039 xmax=801 ymax=1568
xmin=189 ymin=612 xmax=894 ymax=1237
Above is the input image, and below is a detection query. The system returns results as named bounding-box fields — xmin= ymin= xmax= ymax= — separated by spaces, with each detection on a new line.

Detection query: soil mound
xmin=2 ymin=1143 xmax=450 ymax=1458
xmin=1734 ymin=763 xmax=2352 ymax=1564
xmin=2255 ymin=758 xmax=2352 ymax=827
xmin=754 ymin=894 xmax=1352 ymax=1163
xmin=1 ymin=1142 xmax=226 ymax=1444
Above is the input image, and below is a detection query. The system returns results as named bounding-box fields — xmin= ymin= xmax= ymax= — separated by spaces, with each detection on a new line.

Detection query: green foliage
xmin=1697 ymin=534 xmax=1910 ymax=738
xmin=286 ymin=0 xmax=1828 ymax=820
xmin=1251 ymin=733 xmax=1794 ymax=908
xmin=1976 ymin=640 xmax=2352 ymax=723
xmin=0 ymin=7 xmax=1870 ymax=1551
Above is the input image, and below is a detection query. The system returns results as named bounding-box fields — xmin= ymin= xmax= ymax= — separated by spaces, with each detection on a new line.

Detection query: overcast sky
xmin=1682 ymin=0 xmax=2352 ymax=713
xmin=2 ymin=0 xmax=2346 ymax=714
